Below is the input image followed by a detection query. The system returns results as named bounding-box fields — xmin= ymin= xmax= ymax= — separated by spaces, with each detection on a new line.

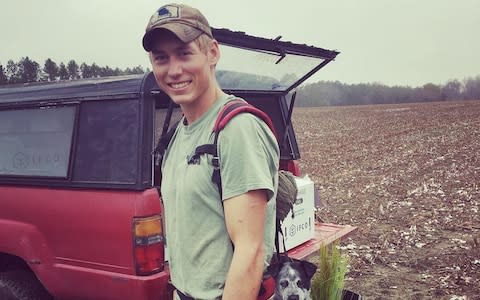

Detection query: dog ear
xmin=267 ymin=261 xmax=282 ymax=278
xmin=267 ymin=255 xmax=290 ymax=278
xmin=301 ymin=260 xmax=318 ymax=280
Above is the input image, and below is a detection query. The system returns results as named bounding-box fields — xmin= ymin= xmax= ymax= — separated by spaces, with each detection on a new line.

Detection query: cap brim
xmin=142 ymin=23 xmax=203 ymax=51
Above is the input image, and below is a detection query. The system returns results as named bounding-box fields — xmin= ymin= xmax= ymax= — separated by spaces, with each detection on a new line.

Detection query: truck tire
xmin=0 ymin=270 xmax=53 ymax=300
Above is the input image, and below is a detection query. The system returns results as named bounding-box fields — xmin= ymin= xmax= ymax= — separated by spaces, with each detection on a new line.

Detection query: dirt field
xmin=293 ymin=100 xmax=480 ymax=300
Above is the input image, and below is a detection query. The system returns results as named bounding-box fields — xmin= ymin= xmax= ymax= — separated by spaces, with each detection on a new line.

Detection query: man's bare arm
xmin=222 ymin=190 xmax=268 ymax=300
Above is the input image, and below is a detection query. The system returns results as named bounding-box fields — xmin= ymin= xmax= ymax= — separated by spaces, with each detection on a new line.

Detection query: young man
xmin=142 ymin=4 xmax=279 ymax=300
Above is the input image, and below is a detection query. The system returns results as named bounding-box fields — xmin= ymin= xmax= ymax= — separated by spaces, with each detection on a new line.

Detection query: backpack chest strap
xmin=187 ymin=142 xmax=222 ymax=197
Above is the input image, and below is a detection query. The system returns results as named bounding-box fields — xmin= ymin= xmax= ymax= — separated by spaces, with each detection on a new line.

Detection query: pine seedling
xmin=310 ymin=242 xmax=349 ymax=300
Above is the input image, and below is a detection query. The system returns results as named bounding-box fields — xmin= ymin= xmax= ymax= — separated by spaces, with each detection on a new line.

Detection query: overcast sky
xmin=1 ymin=0 xmax=479 ymax=87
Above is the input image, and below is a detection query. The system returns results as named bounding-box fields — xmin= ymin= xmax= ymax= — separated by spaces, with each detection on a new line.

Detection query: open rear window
xmin=212 ymin=28 xmax=338 ymax=93
xmin=217 ymin=45 xmax=327 ymax=91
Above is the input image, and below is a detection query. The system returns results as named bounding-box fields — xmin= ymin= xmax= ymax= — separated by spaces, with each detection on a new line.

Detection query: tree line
xmin=0 ymin=57 xmax=147 ymax=85
xmin=296 ymin=76 xmax=480 ymax=106
xmin=2 ymin=57 xmax=479 ymax=106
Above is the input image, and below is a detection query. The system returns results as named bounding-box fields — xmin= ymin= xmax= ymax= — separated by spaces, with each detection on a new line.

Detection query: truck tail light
xmin=280 ymin=160 xmax=301 ymax=177
xmin=133 ymin=215 xmax=164 ymax=275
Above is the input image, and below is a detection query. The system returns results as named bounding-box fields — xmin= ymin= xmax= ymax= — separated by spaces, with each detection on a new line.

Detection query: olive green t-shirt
xmin=161 ymin=94 xmax=279 ymax=300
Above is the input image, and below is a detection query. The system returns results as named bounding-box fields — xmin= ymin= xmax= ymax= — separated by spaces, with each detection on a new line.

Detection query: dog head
xmin=269 ymin=256 xmax=317 ymax=300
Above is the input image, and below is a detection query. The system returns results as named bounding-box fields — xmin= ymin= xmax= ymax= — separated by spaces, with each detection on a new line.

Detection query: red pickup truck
xmin=0 ymin=28 xmax=355 ymax=300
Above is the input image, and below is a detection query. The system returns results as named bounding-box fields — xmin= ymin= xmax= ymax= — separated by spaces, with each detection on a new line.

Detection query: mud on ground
xmin=293 ymin=100 xmax=480 ymax=300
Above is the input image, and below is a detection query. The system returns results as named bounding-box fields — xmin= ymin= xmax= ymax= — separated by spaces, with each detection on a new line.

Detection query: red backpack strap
xmin=213 ymin=99 xmax=277 ymax=139
xmin=188 ymin=98 xmax=277 ymax=199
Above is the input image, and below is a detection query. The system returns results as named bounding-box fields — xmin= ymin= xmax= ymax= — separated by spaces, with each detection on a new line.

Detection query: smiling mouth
xmin=169 ymin=81 xmax=191 ymax=89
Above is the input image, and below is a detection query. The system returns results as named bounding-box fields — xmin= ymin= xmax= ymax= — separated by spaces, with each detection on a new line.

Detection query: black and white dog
xmin=269 ymin=256 xmax=318 ymax=300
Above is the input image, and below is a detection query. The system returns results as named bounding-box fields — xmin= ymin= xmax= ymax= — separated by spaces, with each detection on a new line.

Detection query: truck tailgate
xmin=287 ymin=222 xmax=357 ymax=260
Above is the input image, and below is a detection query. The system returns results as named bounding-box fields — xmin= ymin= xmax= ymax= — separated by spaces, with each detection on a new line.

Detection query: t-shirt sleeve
xmin=217 ymin=113 xmax=279 ymax=201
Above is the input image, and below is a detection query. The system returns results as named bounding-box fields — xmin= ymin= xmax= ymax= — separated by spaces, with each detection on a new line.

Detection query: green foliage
xmin=19 ymin=57 xmax=40 ymax=83
xmin=80 ymin=63 xmax=92 ymax=78
xmin=0 ymin=64 xmax=8 ymax=85
xmin=6 ymin=60 xmax=21 ymax=84
xmin=90 ymin=63 xmax=101 ymax=78
xmin=67 ymin=60 xmax=80 ymax=80
xmin=297 ymin=76 xmax=480 ymax=106
xmin=441 ymin=79 xmax=462 ymax=100
xmin=1 ymin=54 xmax=480 ymax=104
xmin=310 ymin=243 xmax=349 ymax=300
xmin=1 ymin=57 xmax=147 ymax=85
xmin=464 ymin=75 xmax=480 ymax=100
xmin=131 ymin=65 xmax=146 ymax=75
xmin=44 ymin=58 xmax=59 ymax=81
xmin=58 ymin=63 xmax=69 ymax=80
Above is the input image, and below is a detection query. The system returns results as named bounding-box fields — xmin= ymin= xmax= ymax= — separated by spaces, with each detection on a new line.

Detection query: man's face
xmin=149 ymin=32 xmax=217 ymax=107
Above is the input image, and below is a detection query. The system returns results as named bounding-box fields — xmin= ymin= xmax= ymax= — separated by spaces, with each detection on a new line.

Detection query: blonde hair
xmin=194 ymin=33 xmax=219 ymax=70
xmin=194 ymin=33 xmax=213 ymax=54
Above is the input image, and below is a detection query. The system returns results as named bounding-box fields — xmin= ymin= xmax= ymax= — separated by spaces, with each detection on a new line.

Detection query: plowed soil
xmin=294 ymin=100 xmax=480 ymax=300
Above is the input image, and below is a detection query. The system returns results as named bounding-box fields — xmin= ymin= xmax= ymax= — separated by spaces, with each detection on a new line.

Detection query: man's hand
xmin=222 ymin=190 xmax=268 ymax=300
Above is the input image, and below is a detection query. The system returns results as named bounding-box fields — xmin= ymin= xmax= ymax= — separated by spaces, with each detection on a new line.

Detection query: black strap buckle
xmin=211 ymin=156 xmax=220 ymax=169
xmin=187 ymin=153 xmax=200 ymax=165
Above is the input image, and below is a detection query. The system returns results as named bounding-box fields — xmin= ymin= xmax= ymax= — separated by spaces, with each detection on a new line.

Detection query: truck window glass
xmin=0 ymin=106 xmax=75 ymax=177
xmin=216 ymin=44 xmax=324 ymax=91
xmin=73 ymin=99 xmax=139 ymax=184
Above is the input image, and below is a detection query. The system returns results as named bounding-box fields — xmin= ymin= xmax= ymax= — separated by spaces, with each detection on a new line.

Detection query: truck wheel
xmin=0 ymin=270 xmax=53 ymax=300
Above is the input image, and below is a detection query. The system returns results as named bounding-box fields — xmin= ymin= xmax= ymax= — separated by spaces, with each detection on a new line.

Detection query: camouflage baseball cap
xmin=142 ymin=3 xmax=213 ymax=51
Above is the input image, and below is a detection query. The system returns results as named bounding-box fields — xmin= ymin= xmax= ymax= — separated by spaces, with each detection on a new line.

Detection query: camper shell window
xmin=0 ymin=106 xmax=75 ymax=178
